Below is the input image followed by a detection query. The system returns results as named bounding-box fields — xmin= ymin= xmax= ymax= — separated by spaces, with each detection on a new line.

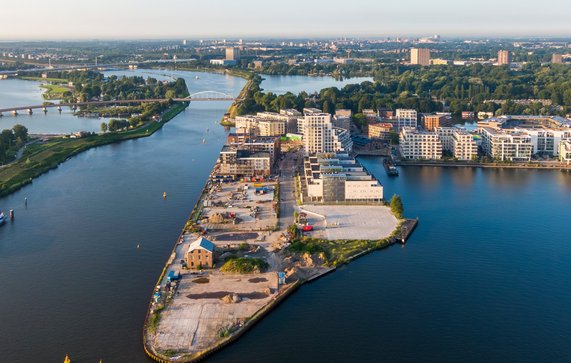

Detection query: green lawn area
xmin=40 ymin=84 xmax=72 ymax=100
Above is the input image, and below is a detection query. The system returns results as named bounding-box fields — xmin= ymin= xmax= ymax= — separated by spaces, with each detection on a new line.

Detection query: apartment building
xmin=552 ymin=54 xmax=563 ymax=64
xmin=225 ymin=47 xmax=241 ymax=61
xmin=478 ymin=127 xmax=532 ymax=161
xmin=435 ymin=127 xmax=477 ymax=160
xmin=235 ymin=113 xmax=287 ymax=136
xmin=497 ymin=50 xmax=511 ymax=65
xmin=559 ymin=140 xmax=571 ymax=164
xmin=218 ymin=146 xmax=271 ymax=178
xmin=303 ymin=152 xmax=383 ymax=203
xmin=395 ymin=109 xmax=418 ymax=129
xmin=367 ymin=123 xmax=393 ymax=140
xmin=300 ymin=110 xmax=352 ymax=153
xmin=422 ymin=113 xmax=451 ymax=131
xmin=478 ymin=115 xmax=571 ymax=157
xmin=399 ymin=127 xmax=443 ymax=160
xmin=411 ymin=48 xmax=431 ymax=66
xmin=333 ymin=109 xmax=352 ymax=131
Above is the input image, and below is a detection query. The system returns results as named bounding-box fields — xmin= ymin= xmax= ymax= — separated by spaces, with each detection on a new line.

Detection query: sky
xmin=1 ymin=0 xmax=570 ymax=40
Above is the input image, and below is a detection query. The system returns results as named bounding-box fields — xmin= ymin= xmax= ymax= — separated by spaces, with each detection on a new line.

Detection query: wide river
xmin=1 ymin=70 xmax=571 ymax=362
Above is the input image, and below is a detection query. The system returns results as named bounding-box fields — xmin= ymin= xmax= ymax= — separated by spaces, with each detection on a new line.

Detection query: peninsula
xmin=143 ymin=102 xmax=417 ymax=362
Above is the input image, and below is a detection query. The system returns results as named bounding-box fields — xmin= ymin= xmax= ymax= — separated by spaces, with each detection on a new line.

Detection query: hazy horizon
xmin=1 ymin=0 xmax=570 ymax=40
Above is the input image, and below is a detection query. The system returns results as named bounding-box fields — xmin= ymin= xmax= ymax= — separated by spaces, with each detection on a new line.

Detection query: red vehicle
xmin=301 ymin=225 xmax=314 ymax=232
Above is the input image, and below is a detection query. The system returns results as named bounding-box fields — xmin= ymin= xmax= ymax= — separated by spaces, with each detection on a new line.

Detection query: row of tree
xmin=236 ymin=63 xmax=571 ymax=118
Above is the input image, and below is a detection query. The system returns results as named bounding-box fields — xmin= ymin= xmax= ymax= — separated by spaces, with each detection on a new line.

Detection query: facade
xmin=333 ymin=109 xmax=352 ymax=131
xmin=303 ymin=152 xmax=383 ymax=203
xmin=235 ymin=112 xmax=290 ymax=136
xmin=225 ymin=47 xmax=241 ymax=61
xmin=218 ymin=147 xmax=271 ymax=178
xmin=185 ymin=237 xmax=215 ymax=269
xmin=477 ymin=115 xmax=571 ymax=157
xmin=558 ymin=140 xmax=571 ymax=164
xmin=422 ymin=114 xmax=451 ymax=131
xmin=395 ymin=109 xmax=418 ymax=129
xmin=411 ymin=48 xmax=431 ymax=66
xmin=300 ymin=111 xmax=352 ymax=153
xmin=367 ymin=123 xmax=393 ymax=140
xmin=399 ymin=127 xmax=443 ymax=160
xmin=552 ymin=54 xmax=563 ymax=64
xmin=478 ymin=127 xmax=532 ymax=161
xmin=362 ymin=109 xmax=379 ymax=122
xmin=435 ymin=127 xmax=478 ymax=160
xmin=497 ymin=50 xmax=512 ymax=65
xmin=210 ymin=59 xmax=237 ymax=66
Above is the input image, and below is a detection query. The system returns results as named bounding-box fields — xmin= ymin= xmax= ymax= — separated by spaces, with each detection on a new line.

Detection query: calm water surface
xmin=260 ymin=75 xmax=372 ymax=95
xmin=209 ymin=160 xmax=571 ymax=363
xmin=2 ymin=71 xmax=571 ymax=362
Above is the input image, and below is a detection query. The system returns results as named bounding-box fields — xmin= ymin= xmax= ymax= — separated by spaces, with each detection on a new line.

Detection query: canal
xmin=2 ymin=71 xmax=571 ymax=362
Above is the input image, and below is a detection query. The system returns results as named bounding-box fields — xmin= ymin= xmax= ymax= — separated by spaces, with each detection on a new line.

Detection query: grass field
xmin=40 ymin=84 xmax=72 ymax=100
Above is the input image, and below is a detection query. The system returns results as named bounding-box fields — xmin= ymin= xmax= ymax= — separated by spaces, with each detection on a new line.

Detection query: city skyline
xmin=1 ymin=0 xmax=571 ymax=40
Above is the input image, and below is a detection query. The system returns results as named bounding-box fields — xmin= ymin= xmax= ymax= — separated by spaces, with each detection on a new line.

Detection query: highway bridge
xmin=0 ymin=91 xmax=237 ymax=116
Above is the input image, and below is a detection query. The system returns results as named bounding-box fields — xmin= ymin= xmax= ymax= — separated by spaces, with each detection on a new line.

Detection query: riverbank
xmin=396 ymin=159 xmax=571 ymax=170
xmin=143 ymin=150 xmax=415 ymax=362
xmin=0 ymin=102 xmax=188 ymax=198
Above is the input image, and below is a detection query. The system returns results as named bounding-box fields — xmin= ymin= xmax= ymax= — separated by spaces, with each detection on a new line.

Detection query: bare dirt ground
xmin=150 ymin=271 xmax=279 ymax=355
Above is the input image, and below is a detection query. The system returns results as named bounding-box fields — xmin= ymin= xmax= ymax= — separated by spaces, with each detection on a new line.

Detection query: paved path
xmin=278 ymin=150 xmax=303 ymax=229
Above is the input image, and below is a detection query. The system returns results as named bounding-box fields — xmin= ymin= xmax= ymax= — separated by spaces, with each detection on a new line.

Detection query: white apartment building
xmin=558 ymin=140 xmax=571 ymax=164
xmin=516 ymin=128 xmax=571 ymax=156
xmin=395 ymin=109 xmax=418 ymax=129
xmin=301 ymin=112 xmax=352 ymax=153
xmin=478 ymin=127 xmax=532 ymax=162
xmin=399 ymin=127 xmax=442 ymax=160
xmin=303 ymin=152 xmax=383 ymax=203
xmin=435 ymin=127 xmax=478 ymax=160
xmin=235 ymin=113 xmax=287 ymax=137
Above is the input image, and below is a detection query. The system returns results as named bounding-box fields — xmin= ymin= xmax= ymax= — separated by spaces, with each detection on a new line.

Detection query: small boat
xmin=195 ymin=76 xmax=200 ymax=79
xmin=202 ymin=138 xmax=206 ymax=144
xmin=383 ymin=158 xmax=399 ymax=176
xmin=0 ymin=212 xmax=5 ymax=225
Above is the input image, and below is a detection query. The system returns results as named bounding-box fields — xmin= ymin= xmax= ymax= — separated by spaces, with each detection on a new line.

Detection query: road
xmin=278 ymin=149 xmax=303 ymax=230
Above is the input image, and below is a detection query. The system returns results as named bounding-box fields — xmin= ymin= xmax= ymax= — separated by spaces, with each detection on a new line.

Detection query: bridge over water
xmin=0 ymin=91 xmax=237 ymax=115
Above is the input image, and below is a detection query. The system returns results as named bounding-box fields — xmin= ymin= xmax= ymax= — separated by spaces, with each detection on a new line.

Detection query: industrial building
xmin=185 ymin=237 xmax=215 ymax=269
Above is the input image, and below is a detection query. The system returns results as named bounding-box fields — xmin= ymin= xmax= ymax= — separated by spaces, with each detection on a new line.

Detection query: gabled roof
xmin=188 ymin=237 xmax=215 ymax=253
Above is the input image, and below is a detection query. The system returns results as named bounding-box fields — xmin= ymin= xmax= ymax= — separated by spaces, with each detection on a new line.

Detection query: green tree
xmin=390 ymin=194 xmax=404 ymax=219
xmin=100 ymin=122 xmax=108 ymax=133
xmin=12 ymin=124 xmax=28 ymax=144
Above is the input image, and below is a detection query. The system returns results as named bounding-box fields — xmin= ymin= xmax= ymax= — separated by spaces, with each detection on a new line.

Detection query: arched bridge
xmin=0 ymin=90 xmax=240 ymax=115
xmin=182 ymin=91 xmax=235 ymax=101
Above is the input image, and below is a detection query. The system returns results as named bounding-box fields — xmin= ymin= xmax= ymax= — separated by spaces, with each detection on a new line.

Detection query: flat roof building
xmin=302 ymin=152 xmax=383 ymax=203
xmin=395 ymin=109 xmax=418 ymax=130
xmin=411 ymin=48 xmax=431 ymax=66
xmin=497 ymin=50 xmax=511 ymax=66
xmin=478 ymin=127 xmax=532 ymax=162
xmin=300 ymin=110 xmax=352 ymax=153
xmin=558 ymin=140 xmax=571 ymax=164
xmin=399 ymin=127 xmax=442 ymax=160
